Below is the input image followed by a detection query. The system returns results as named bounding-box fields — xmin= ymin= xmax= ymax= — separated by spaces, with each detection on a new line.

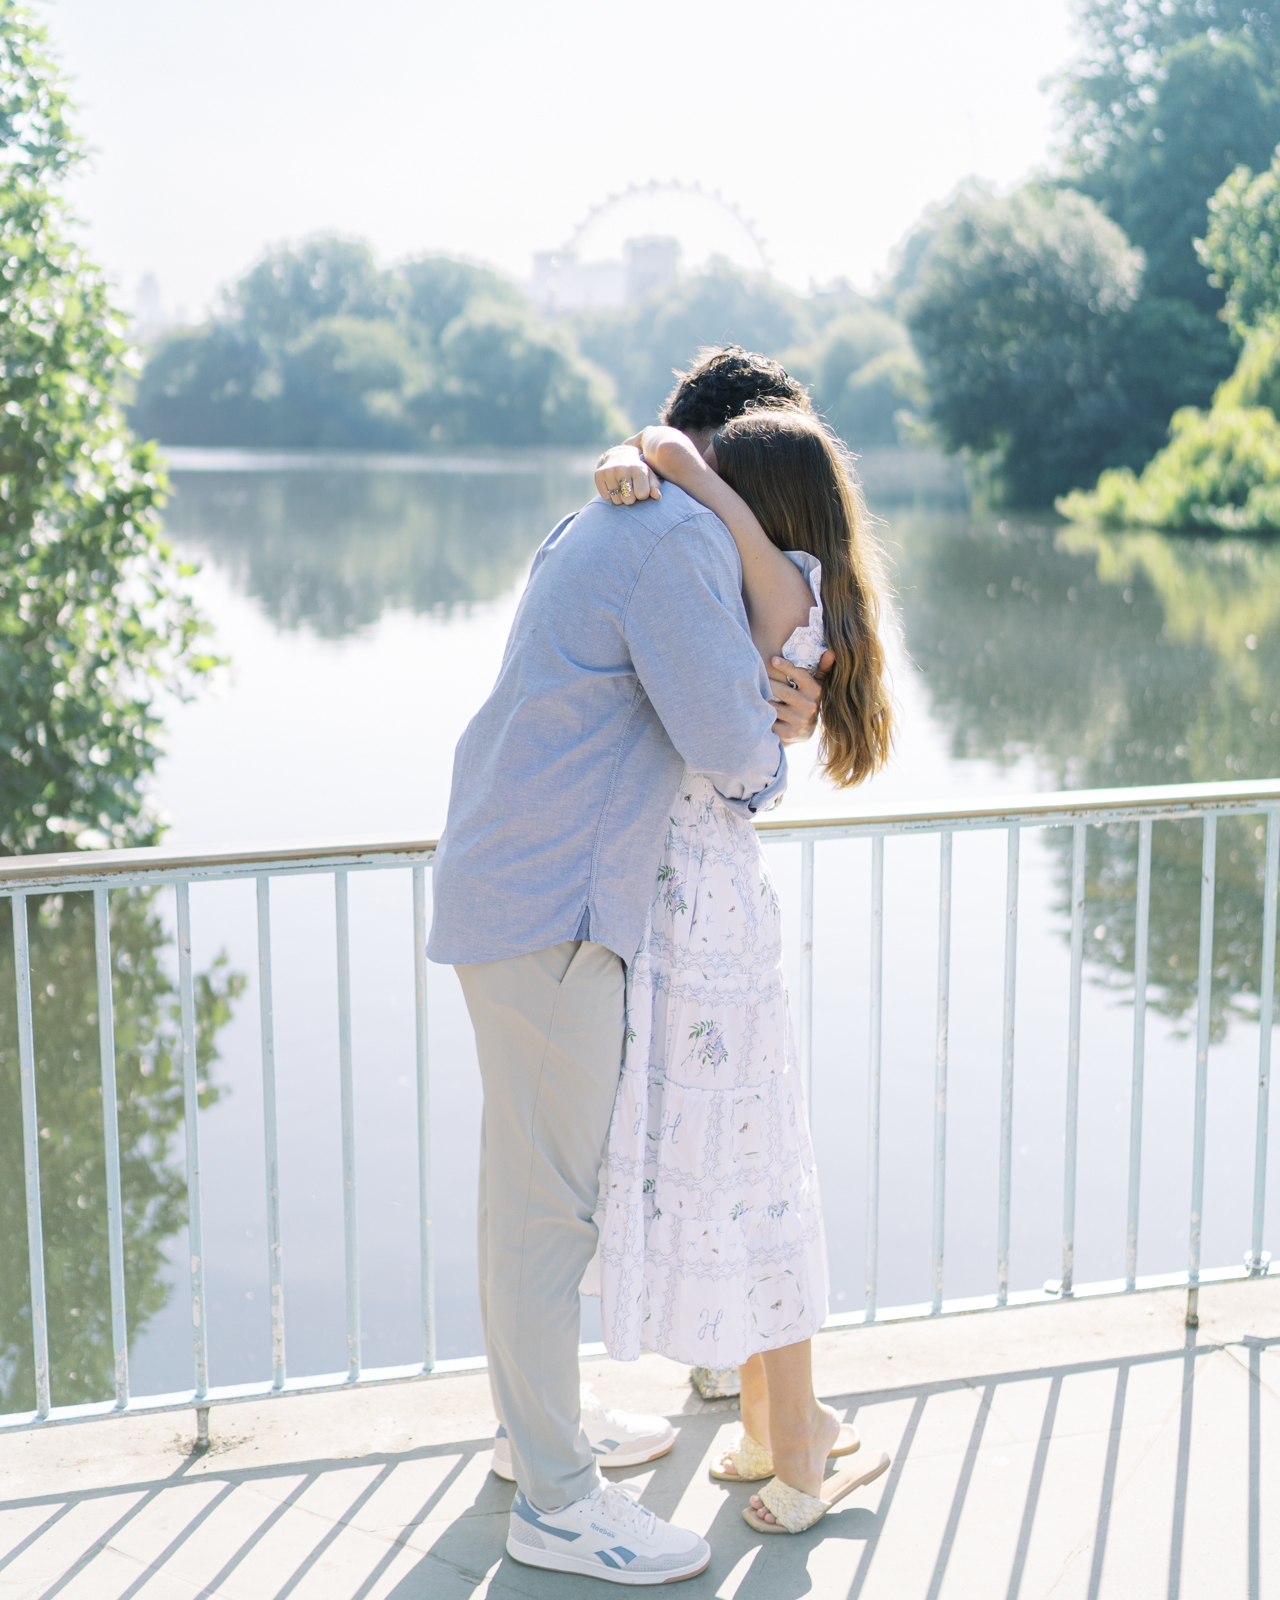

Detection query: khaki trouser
xmin=455 ymin=940 xmax=625 ymax=1508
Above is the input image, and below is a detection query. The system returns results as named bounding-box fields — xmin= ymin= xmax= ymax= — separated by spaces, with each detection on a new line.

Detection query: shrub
xmin=1058 ymin=404 xmax=1280 ymax=530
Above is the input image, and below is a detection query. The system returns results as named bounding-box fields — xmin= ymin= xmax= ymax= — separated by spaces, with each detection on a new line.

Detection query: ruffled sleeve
xmin=779 ymin=551 xmax=826 ymax=672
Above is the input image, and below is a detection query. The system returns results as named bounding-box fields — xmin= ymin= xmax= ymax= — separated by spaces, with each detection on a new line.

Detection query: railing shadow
xmin=1 ymin=1326 xmax=1275 ymax=1599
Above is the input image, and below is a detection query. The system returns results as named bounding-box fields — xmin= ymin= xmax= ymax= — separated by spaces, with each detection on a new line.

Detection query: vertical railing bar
xmin=997 ymin=827 xmax=1019 ymax=1307
xmin=865 ymin=835 xmax=884 ymax=1324
xmin=799 ymin=838 xmax=815 ymax=1120
xmin=1126 ymin=821 xmax=1153 ymax=1291
xmin=1062 ymin=822 xmax=1087 ymax=1298
xmin=92 ymin=888 xmax=129 ymax=1408
xmin=1187 ymin=814 xmax=1217 ymax=1326
xmin=1249 ymin=809 xmax=1279 ymax=1274
xmin=176 ymin=881 xmax=208 ymax=1399
xmin=931 ymin=830 xmax=952 ymax=1315
xmin=256 ymin=876 xmax=285 ymax=1389
xmin=412 ymin=865 xmax=435 ymax=1371
xmin=12 ymin=894 xmax=51 ymax=1419
xmin=335 ymin=870 xmax=360 ymax=1381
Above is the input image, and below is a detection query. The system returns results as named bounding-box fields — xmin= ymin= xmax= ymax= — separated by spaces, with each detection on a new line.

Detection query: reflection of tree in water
xmin=894 ymin=511 xmax=1280 ymax=1033
xmin=0 ymin=893 xmax=244 ymax=1411
xmin=162 ymin=461 xmax=595 ymax=636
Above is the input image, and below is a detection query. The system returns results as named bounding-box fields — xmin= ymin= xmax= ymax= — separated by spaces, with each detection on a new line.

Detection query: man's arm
xmin=622 ymin=512 xmax=786 ymax=813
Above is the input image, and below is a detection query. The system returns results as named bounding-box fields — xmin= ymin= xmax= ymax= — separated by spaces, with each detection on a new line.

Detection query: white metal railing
xmin=1 ymin=779 xmax=1275 ymax=1441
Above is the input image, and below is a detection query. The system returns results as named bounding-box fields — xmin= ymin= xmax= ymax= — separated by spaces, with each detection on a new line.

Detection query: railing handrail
xmin=0 ymin=835 xmax=438 ymax=894
xmin=4 ymin=776 xmax=1280 ymax=895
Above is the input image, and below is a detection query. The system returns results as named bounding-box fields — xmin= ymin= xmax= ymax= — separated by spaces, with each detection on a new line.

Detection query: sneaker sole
xmin=492 ymin=1434 xmax=677 ymax=1482
xmin=506 ymin=1537 xmax=710 ymax=1585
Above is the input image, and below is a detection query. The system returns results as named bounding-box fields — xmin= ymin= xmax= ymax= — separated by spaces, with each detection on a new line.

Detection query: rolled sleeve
xmin=623 ymin=512 xmax=787 ymax=811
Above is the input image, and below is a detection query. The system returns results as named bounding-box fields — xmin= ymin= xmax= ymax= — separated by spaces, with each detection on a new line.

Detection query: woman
xmin=592 ymin=407 xmax=895 ymax=1535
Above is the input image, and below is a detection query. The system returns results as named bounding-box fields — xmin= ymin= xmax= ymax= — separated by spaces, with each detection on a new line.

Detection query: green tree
xmin=1199 ymin=145 xmax=1280 ymax=333
xmin=903 ymin=186 xmax=1146 ymax=503
xmin=1062 ymin=2 xmax=1280 ymax=191
xmin=1066 ymin=27 xmax=1280 ymax=307
xmin=0 ymin=2 xmax=215 ymax=854
xmin=1050 ymin=3 xmax=1280 ymax=473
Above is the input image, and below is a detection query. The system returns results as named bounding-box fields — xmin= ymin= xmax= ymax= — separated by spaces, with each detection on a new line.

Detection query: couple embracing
xmin=427 ymin=347 xmax=895 ymax=1584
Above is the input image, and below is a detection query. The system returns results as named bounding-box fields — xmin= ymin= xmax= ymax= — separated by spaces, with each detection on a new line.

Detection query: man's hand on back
xmin=768 ymin=651 xmax=833 ymax=744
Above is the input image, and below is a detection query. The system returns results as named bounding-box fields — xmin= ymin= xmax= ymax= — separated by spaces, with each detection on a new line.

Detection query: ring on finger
xmin=622 ymin=479 xmax=633 ymax=496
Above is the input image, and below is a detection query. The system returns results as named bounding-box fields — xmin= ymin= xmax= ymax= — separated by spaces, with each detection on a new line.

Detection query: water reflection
xmin=893 ymin=511 xmax=1280 ymax=1033
xmin=0 ymin=893 xmax=243 ymax=1412
xmin=163 ymin=459 xmax=595 ymax=634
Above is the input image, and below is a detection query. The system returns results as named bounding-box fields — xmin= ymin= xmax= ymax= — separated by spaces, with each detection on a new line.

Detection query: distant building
xmin=530 ymin=251 xmax=625 ymax=315
xmin=133 ymin=273 xmax=185 ymax=342
xmin=624 ymin=237 xmax=680 ymax=303
xmin=528 ymin=235 xmax=681 ymax=316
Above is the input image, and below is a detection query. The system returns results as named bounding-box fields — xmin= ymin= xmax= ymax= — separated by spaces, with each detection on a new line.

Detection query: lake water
xmin=3 ymin=446 xmax=1279 ymax=1412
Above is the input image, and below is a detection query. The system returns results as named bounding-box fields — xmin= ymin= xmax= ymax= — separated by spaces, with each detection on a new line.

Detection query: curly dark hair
xmin=661 ymin=345 xmax=811 ymax=433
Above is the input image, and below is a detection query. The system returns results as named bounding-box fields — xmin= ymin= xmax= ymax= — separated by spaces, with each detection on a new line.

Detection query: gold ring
xmin=622 ymin=480 xmax=633 ymax=495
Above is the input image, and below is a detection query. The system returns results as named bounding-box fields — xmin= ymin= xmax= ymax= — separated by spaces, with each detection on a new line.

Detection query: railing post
xmin=1248 ymin=810 xmax=1278 ymax=1277
xmin=12 ymin=894 xmax=51 ymax=1419
xmin=932 ymin=831 xmax=952 ymax=1314
xmin=412 ymin=865 xmax=435 ymax=1371
xmin=256 ymin=876 xmax=286 ymax=1388
xmin=1060 ymin=823 xmax=1087 ymax=1298
xmin=865 ymin=835 xmax=884 ymax=1324
xmin=92 ymin=888 xmax=129 ymax=1408
xmin=799 ymin=839 xmax=815 ymax=1120
xmin=1187 ymin=815 xmax=1218 ymax=1328
xmin=335 ymin=870 xmax=361 ymax=1380
xmin=1126 ymin=821 xmax=1153 ymax=1290
xmin=997 ymin=827 xmax=1019 ymax=1306
xmin=176 ymin=882 xmax=209 ymax=1399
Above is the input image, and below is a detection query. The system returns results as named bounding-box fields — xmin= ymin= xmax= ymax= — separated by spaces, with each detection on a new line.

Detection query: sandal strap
xmin=729 ymin=1432 xmax=775 ymax=1479
xmin=758 ymin=1476 xmax=828 ymax=1534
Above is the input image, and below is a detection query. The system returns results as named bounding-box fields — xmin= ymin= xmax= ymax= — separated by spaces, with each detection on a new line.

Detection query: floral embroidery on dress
xmin=686 ymin=1019 xmax=729 ymax=1070
xmin=657 ymin=864 xmax=687 ymax=915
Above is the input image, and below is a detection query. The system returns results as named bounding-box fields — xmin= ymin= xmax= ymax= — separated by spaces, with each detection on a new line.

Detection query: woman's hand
xmin=768 ymin=650 xmax=834 ymax=744
xmin=595 ymin=442 xmax=662 ymax=506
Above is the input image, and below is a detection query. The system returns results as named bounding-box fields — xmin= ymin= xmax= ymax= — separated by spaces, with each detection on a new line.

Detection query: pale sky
xmin=34 ymin=0 xmax=1078 ymax=318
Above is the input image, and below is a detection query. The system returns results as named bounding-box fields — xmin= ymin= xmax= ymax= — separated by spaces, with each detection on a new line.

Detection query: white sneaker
xmin=491 ymin=1384 xmax=677 ymax=1480
xmin=507 ymin=1481 xmax=710 ymax=1585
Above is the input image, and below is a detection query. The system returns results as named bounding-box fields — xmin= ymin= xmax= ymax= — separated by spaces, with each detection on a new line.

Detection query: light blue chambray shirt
xmin=427 ymin=484 xmax=787 ymax=967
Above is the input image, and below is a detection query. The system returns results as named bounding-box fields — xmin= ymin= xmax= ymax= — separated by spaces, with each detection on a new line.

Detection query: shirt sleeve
xmin=622 ymin=512 xmax=787 ymax=815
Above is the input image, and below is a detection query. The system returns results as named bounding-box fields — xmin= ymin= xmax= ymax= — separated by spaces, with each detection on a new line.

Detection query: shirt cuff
xmin=713 ymin=748 xmax=788 ymax=818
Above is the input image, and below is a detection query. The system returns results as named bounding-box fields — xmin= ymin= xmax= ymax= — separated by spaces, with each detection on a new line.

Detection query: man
xmin=427 ymin=347 xmax=825 ymax=1585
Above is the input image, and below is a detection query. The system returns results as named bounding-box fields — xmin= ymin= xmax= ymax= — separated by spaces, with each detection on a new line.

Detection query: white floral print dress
xmin=590 ymin=552 xmax=830 ymax=1367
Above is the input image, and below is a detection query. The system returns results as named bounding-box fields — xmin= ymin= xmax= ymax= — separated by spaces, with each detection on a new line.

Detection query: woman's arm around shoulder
xmin=638 ymin=425 xmax=813 ymax=666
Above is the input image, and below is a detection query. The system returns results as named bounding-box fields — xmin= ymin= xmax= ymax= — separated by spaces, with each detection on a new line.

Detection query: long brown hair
xmin=712 ymin=407 xmax=895 ymax=788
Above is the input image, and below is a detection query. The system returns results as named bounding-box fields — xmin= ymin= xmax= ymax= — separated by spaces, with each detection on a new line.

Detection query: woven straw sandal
xmin=741 ymin=1451 xmax=891 ymax=1534
xmin=710 ymin=1423 xmax=861 ymax=1482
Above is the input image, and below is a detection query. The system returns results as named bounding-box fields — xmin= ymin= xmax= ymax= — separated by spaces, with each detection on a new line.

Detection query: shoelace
xmin=596 ymin=1481 xmax=658 ymax=1540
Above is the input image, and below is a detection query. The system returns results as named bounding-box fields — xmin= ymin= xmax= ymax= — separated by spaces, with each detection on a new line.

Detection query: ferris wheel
xmin=564 ymin=180 xmax=771 ymax=275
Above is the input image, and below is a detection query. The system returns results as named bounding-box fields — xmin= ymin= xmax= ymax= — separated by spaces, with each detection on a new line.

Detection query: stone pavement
xmin=1 ymin=1278 xmax=1276 ymax=1599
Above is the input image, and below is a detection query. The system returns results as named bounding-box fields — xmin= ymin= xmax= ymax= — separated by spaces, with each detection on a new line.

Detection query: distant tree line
xmin=133 ymin=241 xmax=923 ymax=456
xmin=131 ymin=241 xmax=626 ymax=450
